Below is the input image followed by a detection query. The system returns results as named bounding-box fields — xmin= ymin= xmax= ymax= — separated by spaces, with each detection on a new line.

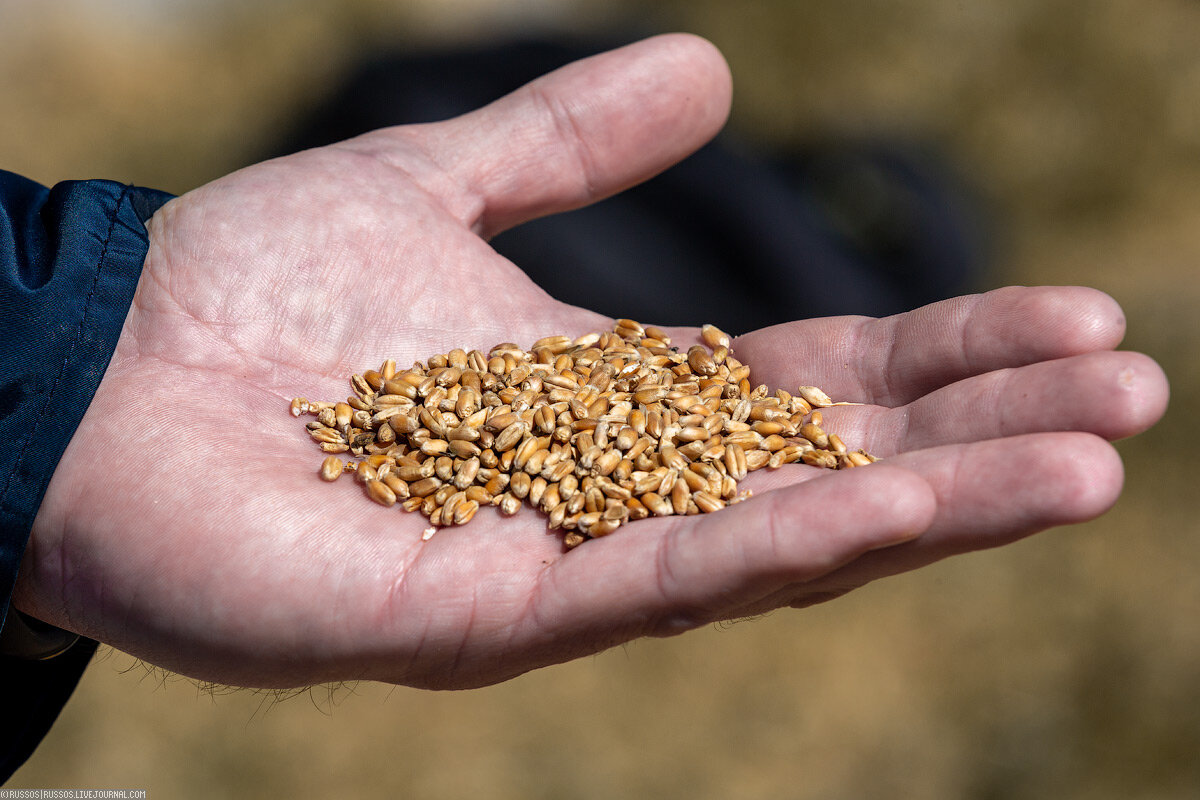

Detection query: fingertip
xmin=1055 ymin=433 xmax=1126 ymax=522
xmin=653 ymin=32 xmax=733 ymax=127
xmin=1020 ymin=285 xmax=1128 ymax=354
xmin=836 ymin=462 xmax=938 ymax=546
xmin=1112 ymin=351 xmax=1171 ymax=437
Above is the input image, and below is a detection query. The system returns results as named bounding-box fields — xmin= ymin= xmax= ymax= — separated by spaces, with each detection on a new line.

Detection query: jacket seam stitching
xmin=0 ymin=183 xmax=134 ymax=515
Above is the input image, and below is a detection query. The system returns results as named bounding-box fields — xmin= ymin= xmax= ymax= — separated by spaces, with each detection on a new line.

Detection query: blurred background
xmin=3 ymin=0 xmax=1196 ymax=797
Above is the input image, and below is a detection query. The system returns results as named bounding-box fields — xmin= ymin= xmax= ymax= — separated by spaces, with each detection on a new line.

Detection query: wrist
xmin=0 ymin=606 xmax=79 ymax=660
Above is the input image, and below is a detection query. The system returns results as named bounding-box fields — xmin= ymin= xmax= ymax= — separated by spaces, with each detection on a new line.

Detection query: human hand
xmin=16 ymin=34 xmax=1168 ymax=690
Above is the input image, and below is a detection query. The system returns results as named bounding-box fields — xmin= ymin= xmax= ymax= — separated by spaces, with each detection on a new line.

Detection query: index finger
xmin=732 ymin=285 xmax=1127 ymax=406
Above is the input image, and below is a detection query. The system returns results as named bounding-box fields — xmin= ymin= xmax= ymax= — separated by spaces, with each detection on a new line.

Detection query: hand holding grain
xmin=17 ymin=35 xmax=1168 ymax=689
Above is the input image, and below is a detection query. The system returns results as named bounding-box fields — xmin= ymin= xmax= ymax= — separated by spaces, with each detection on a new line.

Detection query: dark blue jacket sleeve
xmin=0 ymin=170 xmax=173 ymax=783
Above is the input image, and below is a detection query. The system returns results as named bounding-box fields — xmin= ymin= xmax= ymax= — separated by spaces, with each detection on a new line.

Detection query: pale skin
xmin=14 ymin=34 xmax=1169 ymax=690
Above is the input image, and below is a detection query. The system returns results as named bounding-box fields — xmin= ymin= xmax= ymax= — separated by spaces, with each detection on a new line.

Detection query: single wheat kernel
xmin=320 ymin=456 xmax=344 ymax=482
xmin=366 ymin=479 xmax=397 ymax=507
xmin=700 ymin=324 xmax=731 ymax=350
xmin=797 ymin=386 xmax=833 ymax=408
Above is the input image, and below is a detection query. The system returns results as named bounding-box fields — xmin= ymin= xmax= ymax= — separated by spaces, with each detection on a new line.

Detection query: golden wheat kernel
xmin=511 ymin=436 xmax=540 ymax=472
xmin=494 ymin=491 xmax=523 ymax=515
xmin=675 ymin=468 xmax=704 ymax=494
xmin=380 ymin=474 xmax=409 ymax=499
xmin=315 ymin=406 xmax=337 ymax=429
xmin=768 ymin=445 xmax=800 ymax=466
xmin=760 ymin=434 xmax=788 ymax=452
xmin=448 ymin=439 xmax=482 ymax=460
xmin=631 ymin=472 xmax=660 ymax=495
xmin=528 ymin=476 xmax=548 ymax=507
xmin=744 ymin=449 xmax=771 ymax=471
xmin=366 ymin=479 xmax=397 ymax=507
xmin=446 ymin=422 xmax=481 ymax=443
xmin=504 ymin=471 xmax=530 ymax=500
xmin=491 ymin=420 xmax=526 ymax=453
xmin=609 ymin=458 xmax=632 ymax=484
xmin=409 ymin=477 xmax=443 ymax=498
xmin=309 ymin=426 xmax=345 ymax=444
xmin=441 ymin=489 xmax=465 ymax=518
xmin=329 ymin=402 xmax=352 ymax=428
xmin=483 ymin=410 xmax=517 ymax=433
xmin=575 ymin=511 xmax=602 ymax=535
xmin=460 ymin=486 xmax=489 ymax=507
xmin=557 ymin=489 xmax=582 ymax=516
xmin=751 ymin=420 xmax=787 ymax=437
xmin=676 ymin=425 xmax=711 ymax=444
xmin=361 ymin=370 xmax=384 ymax=392
xmin=453 ymin=387 xmax=479 ymax=419
xmin=614 ymin=317 xmax=645 ymax=335
xmin=687 ymin=345 xmax=719 ymax=377
xmin=693 ymin=491 xmax=724 ymax=513
xmin=797 ymin=385 xmax=834 ymax=408
xmin=642 ymin=491 xmax=672 ymax=517
xmin=452 ymin=456 xmax=480 ymax=490
xmin=430 ymin=485 xmax=456 ymax=508
xmin=799 ymin=423 xmax=829 ymax=449
xmin=639 ymin=325 xmax=668 ymax=345
xmin=660 ymin=444 xmax=688 ymax=472
xmin=553 ymin=473 xmax=577 ymax=497
xmin=374 ymin=423 xmax=397 ymax=445
xmin=699 ymin=323 xmax=731 ymax=350
xmin=351 ymin=373 xmax=374 ymax=399
xmin=590 ymin=419 xmax=613 ymax=448
xmin=539 ymin=484 xmax=562 ymax=515
xmin=631 ymin=452 xmax=657 ymax=473
xmin=839 ymin=451 xmax=867 ymax=468
xmin=540 ymin=458 xmax=572 ymax=484
xmin=547 ymin=501 xmax=569 ymax=530
xmin=625 ymin=497 xmax=650 ymax=521
xmin=354 ymin=461 xmax=379 ymax=484
xmin=319 ymin=456 xmax=344 ymax=482
xmin=481 ymin=473 xmax=508 ymax=498
xmin=656 ymin=468 xmax=678 ymax=496
xmin=447 ymin=499 xmax=476 ymax=526
xmin=592 ymin=517 xmax=623 ymax=537
xmin=723 ymin=444 xmax=747 ymax=480
xmin=801 ymin=450 xmax=839 ymax=469
xmin=573 ymin=444 xmax=599 ymax=472
xmin=593 ymin=449 xmax=621 ymax=478
xmin=416 ymin=439 xmax=446 ymax=457
xmin=430 ymin=457 xmax=455 ymax=482
xmin=391 ymin=463 xmax=422 ymax=483
xmin=580 ymin=485 xmax=602 ymax=513
xmin=457 ymin=351 xmax=482 ymax=374
xmin=524 ymin=448 xmax=552 ymax=477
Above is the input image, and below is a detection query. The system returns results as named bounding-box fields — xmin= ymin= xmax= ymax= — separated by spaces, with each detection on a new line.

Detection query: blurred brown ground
xmin=3 ymin=1 xmax=1197 ymax=797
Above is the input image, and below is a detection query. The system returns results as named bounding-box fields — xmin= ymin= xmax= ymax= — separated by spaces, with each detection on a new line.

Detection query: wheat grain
xmin=292 ymin=317 xmax=876 ymax=547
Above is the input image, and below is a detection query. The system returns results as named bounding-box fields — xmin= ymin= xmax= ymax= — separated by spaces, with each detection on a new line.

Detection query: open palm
xmin=17 ymin=35 xmax=1167 ymax=690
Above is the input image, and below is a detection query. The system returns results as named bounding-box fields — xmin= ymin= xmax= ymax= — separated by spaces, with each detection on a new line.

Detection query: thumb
xmin=352 ymin=33 xmax=733 ymax=238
